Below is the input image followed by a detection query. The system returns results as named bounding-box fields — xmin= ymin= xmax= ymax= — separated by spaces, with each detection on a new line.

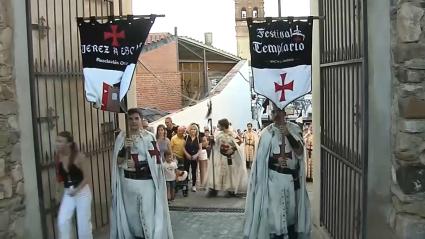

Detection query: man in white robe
xmin=110 ymin=108 xmax=173 ymax=239
xmin=207 ymin=118 xmax=248 ymax=197
xmin=243 ymin=123 xmax=258 ymax=169
xmin=244 ymin=106 xmax=311 ymax=239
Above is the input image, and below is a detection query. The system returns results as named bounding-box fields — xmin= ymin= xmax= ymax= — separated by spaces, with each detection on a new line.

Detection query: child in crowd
xmin=163 ymin=150 xmax=178 ymax=202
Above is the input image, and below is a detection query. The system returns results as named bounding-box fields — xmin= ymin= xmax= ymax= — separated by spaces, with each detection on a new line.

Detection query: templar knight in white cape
xmin=244 ymin=104 xmax=311 ymax=239
xmin=110 ymin=108 xmax=173 ymax=239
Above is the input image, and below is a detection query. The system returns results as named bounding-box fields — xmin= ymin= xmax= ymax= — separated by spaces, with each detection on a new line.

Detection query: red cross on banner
xmin=274 ymin=73 xmax=294 ymax=102
xmin=104 ymin=25 xmax=126 ymax=47
xmin=148 ymin=141 xmax=161 ymax=164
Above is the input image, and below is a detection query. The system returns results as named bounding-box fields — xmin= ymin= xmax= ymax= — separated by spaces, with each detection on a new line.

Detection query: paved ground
xmin=169 ymin=188 xmax=246 ymax=209
xmin=171 ymin=211 xmax=244 ymax=239
xmin=94 ymin=183 xmax=317 ymax=239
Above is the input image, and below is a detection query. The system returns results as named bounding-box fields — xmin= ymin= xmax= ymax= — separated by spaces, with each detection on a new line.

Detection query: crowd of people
xmin=53 ymin=106 xmax=314 ymax=239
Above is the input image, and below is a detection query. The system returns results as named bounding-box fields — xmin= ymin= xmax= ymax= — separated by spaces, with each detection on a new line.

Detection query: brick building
xmin=135 ymin=33 xmax=241 ymax=112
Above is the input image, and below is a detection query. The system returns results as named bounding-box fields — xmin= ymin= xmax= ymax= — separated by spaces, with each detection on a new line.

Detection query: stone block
xmin=399 ymin=96 xmax=425 ymax=119
xmin=0 ymin=101 xmax=17 ymax=115
xmin=395 ymin=214 xmax=425 ymax=239
xmin=0 ymin=197 xmax=22 ymax=211
xmin=394 ymin=43 xmax=425 ymax=63
xmin=420 ymin=143 xmax=425 ymax=165
xmin=15 ymin=182 xmax=23 ymax=196
xmin=0 ymin=158 xmax=4 ymax=178
xmin=0 ymin=177 xmax=12 ymax=199
xmin=0 ymin=2 xmax=7 ymax=28
xmin=0 ymin=84 xmax=14 ymax=100
xmin=399 ymin=120 xmax=425 ymax=133
xmin=8 ymin=131 xmax=19 ymax=145
xmin=398 ymin=84 xmax=424 ymax=98
xmin=406 ymin=58 xmax=425 ymax=70
xmin=0 ymin=27 xmax=12 ymax=51
xmin=0 ymin=64 xmax=11 ymax=77
xmin=7 ymin=115 xmax=17 ymax=130
xmin=0 ymin=29 xmax=12 ymax=65
xmin=10 ymin=165 xmax=22 ymax=182
xmin=10 ymin=143 xmax=20 ymax=163
xmin=10 ymin=216 xmax=24 ymax=239
xmin=393 ymin=196 xmax=425 ymax=217
xmin=0 ymin=210 xmax=9 ymax=232
xmin=396 ymin=164 xmax=425 ymax=194
xmin=0 ymin=132 xmax=8 ymax=147
xmin=397 ymin=3 xmax=424 ymax=42
xmin=395 ymin=132 xmax=422 ymax=161
xmin=403 ymin=58 xmax=425 ymax=83
xmin=406 ymin=70 xmax=425 ymax=83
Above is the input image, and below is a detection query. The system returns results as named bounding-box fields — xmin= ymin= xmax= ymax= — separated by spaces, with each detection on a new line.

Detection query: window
xmin=241 ymin=8 xmax=247 ymax=18
xmin=253 ymin=8 xmax=258 ymax=18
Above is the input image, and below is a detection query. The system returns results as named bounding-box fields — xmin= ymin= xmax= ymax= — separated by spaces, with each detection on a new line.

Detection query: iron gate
xmin=319 ymin=0 xmax=368 ymax=238
xmin=26 ymin=0 xmax=118 ymax=238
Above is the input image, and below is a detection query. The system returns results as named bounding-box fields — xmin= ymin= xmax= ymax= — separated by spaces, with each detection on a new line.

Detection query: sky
xmin=132 ymin=0 xmax=310 ymax=55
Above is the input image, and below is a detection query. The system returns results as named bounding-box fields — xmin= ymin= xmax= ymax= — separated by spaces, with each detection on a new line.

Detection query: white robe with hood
xmin=243 ymin=122 xmax=311 ymax=239
xmin=110 ymin=130 xmax=173 ymax=239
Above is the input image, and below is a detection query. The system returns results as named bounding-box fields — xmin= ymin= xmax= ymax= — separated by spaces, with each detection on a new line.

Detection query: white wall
xmin=151 ymin=61 xmax=253 ymax=131
xmin=310 ymin=0 xmax=322 ymax=229
xmin=366 ymin=0 xmax=395 ymax=237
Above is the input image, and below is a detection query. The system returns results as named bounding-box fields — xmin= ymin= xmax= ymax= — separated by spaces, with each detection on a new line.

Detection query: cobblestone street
xmin=170 ymin=211 xmax=245 ymax=239
xmin=94 ymin=189 xmax=247 ymax=239
xmin=93 ymin=183 xmax=316 ymax=238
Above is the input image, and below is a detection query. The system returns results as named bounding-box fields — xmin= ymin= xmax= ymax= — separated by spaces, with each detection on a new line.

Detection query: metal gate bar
xmin=26 ymin=0 xmax=117 ymax=238
xmin=319 ymin=0 xmax=368 ymax=238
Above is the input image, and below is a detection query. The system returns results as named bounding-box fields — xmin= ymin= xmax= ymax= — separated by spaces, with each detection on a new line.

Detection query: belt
xmin=124 ymin=170 xmax=152 ymax=180
xmin=64 ymin=180 xmax=82 ymax=188
xmin=271 ymin=152 xmax=292 ymax=159
xmin=269 ymin=164 xmax=297 ymax=174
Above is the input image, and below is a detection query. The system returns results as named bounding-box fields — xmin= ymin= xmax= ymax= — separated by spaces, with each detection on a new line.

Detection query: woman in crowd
xmin=183 ymin=123 xmax=202 ymax=192
xmin=156 ymin=124 xmax=173 ymax=162
xmin=199 ymin=127 xmax=212 ymax=190
xmin=55 ymin=131 xmax=92 ymax=239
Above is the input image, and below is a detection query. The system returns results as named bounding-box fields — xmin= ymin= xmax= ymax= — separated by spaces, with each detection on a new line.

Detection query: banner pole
xmin=210 ymin=117 xmax=215 ymax=190
xmin=77 ymin=14 xmax=165 ymax=21
xmin=278 ymin=0 xmax=282 ymax=18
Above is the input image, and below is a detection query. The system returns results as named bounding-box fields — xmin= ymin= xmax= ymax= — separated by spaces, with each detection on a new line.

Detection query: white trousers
xmin=268 ymin=170 xmax=296 ymax=236
xmin=122 ymin=177 xmax=155 ymax=238
xmin=57 ymin=185 xmax=93 ymax=239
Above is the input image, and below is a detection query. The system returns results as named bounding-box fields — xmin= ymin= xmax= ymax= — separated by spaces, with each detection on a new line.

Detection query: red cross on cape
xmin=148 ymin=141 xmax=161 ymax=164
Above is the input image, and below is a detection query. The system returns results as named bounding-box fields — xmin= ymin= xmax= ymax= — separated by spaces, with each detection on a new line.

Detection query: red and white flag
xmin=77 ymin=16 xmax=155 ymax=112
xmin=248 ymin=18 xmax=313 ymax=109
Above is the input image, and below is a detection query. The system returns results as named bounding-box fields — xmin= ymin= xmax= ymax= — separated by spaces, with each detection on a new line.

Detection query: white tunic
xmin=110 ymin=130 xmax=173 ymax=239
xmin=243 ymin=122 xmax=311 ymax=239
xmin=207 ymin=130 xmax=248 ymax=193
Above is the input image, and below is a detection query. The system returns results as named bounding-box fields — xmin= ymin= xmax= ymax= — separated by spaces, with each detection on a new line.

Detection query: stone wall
xmin=390 ymin=1 xmax=425 ymax=238
xmin=0 ymin=0 xmax=25 ymax=238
